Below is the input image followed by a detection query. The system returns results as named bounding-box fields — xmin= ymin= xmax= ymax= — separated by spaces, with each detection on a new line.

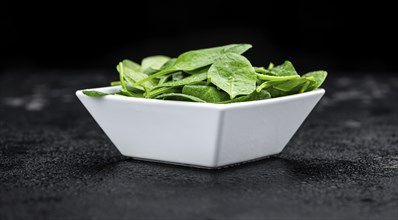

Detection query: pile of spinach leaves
xmin=83 ymin=44 xmax=327 ymax=103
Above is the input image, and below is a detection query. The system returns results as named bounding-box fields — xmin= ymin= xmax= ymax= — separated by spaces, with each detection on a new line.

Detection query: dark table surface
xmin=1 ymin=70 xmax=397 ymax=220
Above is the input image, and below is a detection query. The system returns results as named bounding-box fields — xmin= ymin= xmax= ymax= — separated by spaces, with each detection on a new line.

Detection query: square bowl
xmin=76 ymin=86 xmax=325 ymax=168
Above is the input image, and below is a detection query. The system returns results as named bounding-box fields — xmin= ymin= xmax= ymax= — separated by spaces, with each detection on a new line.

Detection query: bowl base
xmin=129 ymin=155 xmax=275 ymax=169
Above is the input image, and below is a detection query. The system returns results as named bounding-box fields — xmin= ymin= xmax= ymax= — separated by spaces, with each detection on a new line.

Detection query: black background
xmin=2 ymin=1 xmax=397 ymax=73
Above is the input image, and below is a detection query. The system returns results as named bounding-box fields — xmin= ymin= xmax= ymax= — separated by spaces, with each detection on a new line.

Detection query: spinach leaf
xmin=254 ymin=63 xmax=274 ymax=75
xmin=134 ymin=44 xmax=252 ymax=86
xmin=208 ymin=53 xmax=257 ymax=99
xmin=302 ymin=71 xmax=327 ymax=91
xmin=257 ymin=78 xmax=311 ymax=97
xmin=172 ymin=44 xmax=252 ymax=71
xmin=266 ymin=87 xmax=285 ymax=98
xmin=256 ymin=74 xmax=300 ymax=81
xmin=185 ymin=66 xmax=211 ymax=75
xmin=117 ymin=60 xmax=155 ymax=92
xmin=155 ymin=93 xmax=206 ymax=103
xmin=119 ymin=88 xmax=144 ymax=97
xmin=182 ymin=85 xmax=229 ymax=103
xmin=268 ymin=61 xmax=298 ymax=76
xmin=158 ymin=74 xmax=172 ymax=84
xmin=256 ymin=80 xmax=285 ymax=92
xmin=146 ymin=87 xmax=181 ymax=98
xmin=255 ymin=67 xmax=270 ymax=75
xmin=153 ymin=71 xmax=207 ymax=88
xmin=141 ymin=55 xmax=170 ymax=74
xmin=219 ymin=90 xmax=271 ymax=103
xmin=273 ymin=78 xmax=309 ymax=92
xmin=172 ymin=72 xmax=185 ymax=81
xmin=117 ymin=61 xmax=127 ymax=90
xmin=160 ymin=58 xmax=177 ymax=70
xmin=82 ymin=90 xmax=109 ymax=97
xmin=299 ymin=81 xmax=311 ymax=93
xmin=110 ymin=81 xmax=121 ymax=86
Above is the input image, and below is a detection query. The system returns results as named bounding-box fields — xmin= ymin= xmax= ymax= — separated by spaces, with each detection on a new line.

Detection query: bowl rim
xmin=76 ymin=86 xmax=325 ymax=110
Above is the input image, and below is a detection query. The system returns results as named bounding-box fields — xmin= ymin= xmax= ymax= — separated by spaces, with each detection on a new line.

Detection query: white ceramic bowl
xmin=76 ymin=86 xmax=325 ymax=168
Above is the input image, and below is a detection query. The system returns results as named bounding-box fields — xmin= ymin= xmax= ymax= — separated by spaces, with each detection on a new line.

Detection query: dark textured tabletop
xmin=1 ymin=71 xmax=397 ymax=219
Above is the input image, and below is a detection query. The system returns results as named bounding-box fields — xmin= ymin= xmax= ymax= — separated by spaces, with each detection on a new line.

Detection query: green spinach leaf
xmin=256 ymin=80 xmax=285 ymax=92
xmin=172 ymin=72 xmax=185 ymax=81
xmin=82 ymin=90 xmax=109 ymax=97
xmin=154 ymin=71 xmax=207 ymax=88
xmin=302 ymin=71 xmax=327 ymax=91
xmin=141 ymin=55 xmax=170 ymax=74
xmin=273 ymin=78 xmax=309 ymax=92
xmin=208 ymin=53 xmax=257 ymax=99
xmin=182 ymin=85 xmax=229 ymax=103
xmin=117 ymin=60 xmax=155 ymax=92
xmin=219 ymin=90 xmax=271 ymax=103
xmin=146 ymin=87 xmax=181 ymax=98
xmin=134 ymin=44 xmax=252 ymax=86
xmin=155 ymin=93 xmax=206 ymax=103
xmin=268 ymin=61 xmax=298 ymax=76
xmin=256 ymin=74 xmax=300 ymax=81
